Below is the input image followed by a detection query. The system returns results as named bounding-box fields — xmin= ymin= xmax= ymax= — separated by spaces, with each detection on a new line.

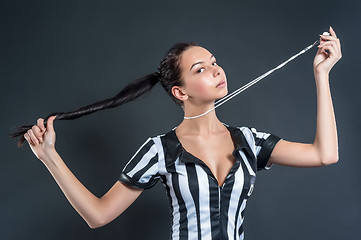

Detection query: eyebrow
xmin=190 ymin=54 xmax=215 ymax=71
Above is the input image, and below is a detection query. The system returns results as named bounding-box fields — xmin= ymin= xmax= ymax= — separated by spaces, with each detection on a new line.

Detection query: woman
xmin=13 ymin=26 xmax=341 ymax=239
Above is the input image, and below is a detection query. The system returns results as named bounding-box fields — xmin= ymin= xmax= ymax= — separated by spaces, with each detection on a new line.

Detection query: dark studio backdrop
xmin=1 ymin=0 xmax=360 ymax=239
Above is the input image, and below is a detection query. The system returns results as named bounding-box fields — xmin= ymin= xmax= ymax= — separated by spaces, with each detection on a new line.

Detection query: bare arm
xmin=268 ymin=26 xmax=342 ymax=167
xmin=24 ymin=117 xmax=143 ymax=228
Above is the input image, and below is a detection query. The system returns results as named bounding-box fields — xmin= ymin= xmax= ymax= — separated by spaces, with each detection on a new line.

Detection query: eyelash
xmin=197 ymin=62 xmax=217 ymax=73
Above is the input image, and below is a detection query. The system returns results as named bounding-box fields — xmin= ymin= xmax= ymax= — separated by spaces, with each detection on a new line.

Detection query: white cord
xmin=184 ymin=40 xmax=319 ymax=120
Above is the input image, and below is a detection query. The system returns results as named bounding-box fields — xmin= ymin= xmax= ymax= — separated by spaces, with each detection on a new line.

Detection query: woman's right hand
xmin=22 ymin=115 xmax=144 ymax=228
xmin=23 ymin=116 xmax=57 ymax=162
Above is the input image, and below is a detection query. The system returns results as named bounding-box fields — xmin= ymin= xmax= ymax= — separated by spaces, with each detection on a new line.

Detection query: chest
xmin=161 ymin=145 xmax=257 ymax=207
xmin=177 ymin=132 xmax=236 ymax=187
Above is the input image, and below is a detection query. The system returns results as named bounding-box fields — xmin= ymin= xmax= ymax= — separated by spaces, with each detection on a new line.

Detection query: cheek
xmin=187 ymin=77 xmax=213 ymax=97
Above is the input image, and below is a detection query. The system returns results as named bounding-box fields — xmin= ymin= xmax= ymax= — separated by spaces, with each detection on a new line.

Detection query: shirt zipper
xmin=218 ymin=186 xmax=221 ymax=215
xmin=218 ymin=183 xmax=225 ymax=236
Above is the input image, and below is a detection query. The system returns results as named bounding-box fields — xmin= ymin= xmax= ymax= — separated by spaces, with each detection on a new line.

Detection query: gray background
xmin=1 ymin=0 xmax=360 ymax=239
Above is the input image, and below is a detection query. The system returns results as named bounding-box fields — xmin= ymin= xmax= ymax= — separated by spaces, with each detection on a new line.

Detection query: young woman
xmin=13 ymin=26 xmax=341 ymax=239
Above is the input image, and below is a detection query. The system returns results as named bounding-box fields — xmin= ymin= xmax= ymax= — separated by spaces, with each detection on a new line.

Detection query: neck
xmin=177 ymin=103 xmax=224 ymax=135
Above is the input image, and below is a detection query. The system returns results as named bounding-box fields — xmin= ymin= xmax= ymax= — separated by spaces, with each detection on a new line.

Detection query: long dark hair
xmin=10 ymin=42 xmax=198 ymax=147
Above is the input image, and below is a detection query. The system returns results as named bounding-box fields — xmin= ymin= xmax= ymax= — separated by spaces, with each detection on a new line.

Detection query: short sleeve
xmin=249 ymin=127 xmax=282 ymax=171
xmin=118 ymin=137 xmax=160 ymax=189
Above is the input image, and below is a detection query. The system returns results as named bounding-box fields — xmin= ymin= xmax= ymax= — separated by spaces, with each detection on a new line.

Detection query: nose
xmin=212 ymin=65 xmax=221 ymax=77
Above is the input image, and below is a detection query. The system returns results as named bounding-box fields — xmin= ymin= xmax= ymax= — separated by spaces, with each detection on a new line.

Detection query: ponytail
xmin=10 ymin=72 xmax=160 ymax=147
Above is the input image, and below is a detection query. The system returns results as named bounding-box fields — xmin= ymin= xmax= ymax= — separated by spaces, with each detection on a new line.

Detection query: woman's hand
xmin=23 ymin=116 xmax=57 ymax=162
xmin=22 ymin=116 xmax=143 ymax=228
xmin=313 ymin=26 xmax=342 ymax=75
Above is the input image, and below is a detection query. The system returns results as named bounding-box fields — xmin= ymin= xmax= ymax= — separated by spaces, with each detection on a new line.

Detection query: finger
xmin=318 ymin=41 xmax=336 ymax=50
xmin=46 ymin=116 xmax=56 ymax=132
xmin=27 ymin=129 xmax=40 ymax=145
xmin=319 ymin=34 xmax=338 ymax=42
xmin=32 ymin=125 xmax=44 ymax=143
xmin=319 ymin=44 xmax=338 ymax=57
xmin=318 ymin=40 xmax=338 ymax=50
xmin=319 ymin=36 xmax=327 ymax=44
xmin=319 ymin=35 xmax=335 ymax=47
xmin=329 ymin=26 xmax=337 ymax=38
xmin=325 ymin=45 xmax=340 ymax=58
xmin=37 ymin=118 xmax=46 ymax=132
xmin=24 ymin=133 xmax=34 ymax=145
xmin=318 ymin=40 xmax=333 ymax=47
xmin=319 ymin=38 xmax=341 ymax=53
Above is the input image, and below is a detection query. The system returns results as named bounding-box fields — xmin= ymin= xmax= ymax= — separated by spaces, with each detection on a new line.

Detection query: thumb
xmin=46 ymin=116 xmax=56 ymax=132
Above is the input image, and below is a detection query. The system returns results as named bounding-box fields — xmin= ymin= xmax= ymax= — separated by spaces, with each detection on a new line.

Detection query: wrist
xmin=314 ymin=70 xmax=329 ymax=81
xmin=42 ymin=148 xmax=60 ymax=166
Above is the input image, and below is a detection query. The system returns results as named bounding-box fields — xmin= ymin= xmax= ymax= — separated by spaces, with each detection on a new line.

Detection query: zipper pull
xmin=247 ymin=175 xmax=256 ymax=197
xmin=247 ymin=184 xmax=254 ymax=197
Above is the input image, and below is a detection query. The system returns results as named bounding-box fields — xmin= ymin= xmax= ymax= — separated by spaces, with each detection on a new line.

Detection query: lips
xmin=216 ymin=80 xmax=226 ymax=88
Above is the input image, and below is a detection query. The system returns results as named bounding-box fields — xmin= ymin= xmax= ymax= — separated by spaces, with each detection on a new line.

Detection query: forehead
xmin=180 ymin=46 xmax=213 ymax=68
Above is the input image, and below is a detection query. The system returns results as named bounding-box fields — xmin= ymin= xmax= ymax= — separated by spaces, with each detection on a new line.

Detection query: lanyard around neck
xmin=184 ymin=39 xmax=320 ymax=120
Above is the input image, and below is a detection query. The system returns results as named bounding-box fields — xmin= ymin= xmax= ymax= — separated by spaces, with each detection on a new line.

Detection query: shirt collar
xmin=163 ymin=124 xmax=255 ymax=167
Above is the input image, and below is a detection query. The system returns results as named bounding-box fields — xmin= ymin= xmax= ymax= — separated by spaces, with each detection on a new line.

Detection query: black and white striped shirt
xmin=119 ymin=124 xmax=281 ymax=240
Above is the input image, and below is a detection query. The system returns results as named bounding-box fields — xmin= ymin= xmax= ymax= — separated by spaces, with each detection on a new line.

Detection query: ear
xmin=171 ymin=86 xmax=188 ymax=102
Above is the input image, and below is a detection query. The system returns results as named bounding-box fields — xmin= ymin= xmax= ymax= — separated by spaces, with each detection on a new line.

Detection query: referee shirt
xmin=119 ymin=124 xmax=281 ymax=240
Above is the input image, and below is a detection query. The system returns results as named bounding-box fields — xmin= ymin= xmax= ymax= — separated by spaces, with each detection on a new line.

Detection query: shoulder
xmin=224 ymin=123 xmax=277 ymax=149
xmin=148 ymin=129 xmax=173 ymax=144
xmin=134 ymin=127 xmax=178 ymax=152
xmin=223 ymin=123 xmax=255 ymax=140
xmin=229 ymin=124 xmax=272 ymax=141
xmin=142 ymin=128 xmax=176 ymax=154
xmin=129 ymin=131 xmax=168 ymax=157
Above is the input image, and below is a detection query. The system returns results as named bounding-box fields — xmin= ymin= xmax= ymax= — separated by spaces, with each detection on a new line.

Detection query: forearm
xmin=42 ymin=150 xmax=103 ymax=228
xmin=313 ymin=72 xmax=339 ymax=164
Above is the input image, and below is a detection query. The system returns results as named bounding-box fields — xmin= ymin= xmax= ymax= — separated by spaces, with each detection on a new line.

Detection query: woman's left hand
xmin=313 ymin=26 xmax=342 ymax=75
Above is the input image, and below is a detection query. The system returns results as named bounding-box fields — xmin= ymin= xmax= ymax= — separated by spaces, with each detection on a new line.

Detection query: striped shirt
xmin=119 ymin=124 xmax=281 ymax=240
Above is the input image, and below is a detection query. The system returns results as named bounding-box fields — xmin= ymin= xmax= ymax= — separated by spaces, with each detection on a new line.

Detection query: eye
xmin=212 ymin=61 xmax=217 ymax=66
xmin=197 ymin=68 xmax=205 ymax=73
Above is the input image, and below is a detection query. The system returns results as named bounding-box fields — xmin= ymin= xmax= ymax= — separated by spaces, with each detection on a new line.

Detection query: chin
xmin=221 ymin=87 xmax=228 ymax=96
xmin=215 ymin=88 xmax=228 ymax=100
